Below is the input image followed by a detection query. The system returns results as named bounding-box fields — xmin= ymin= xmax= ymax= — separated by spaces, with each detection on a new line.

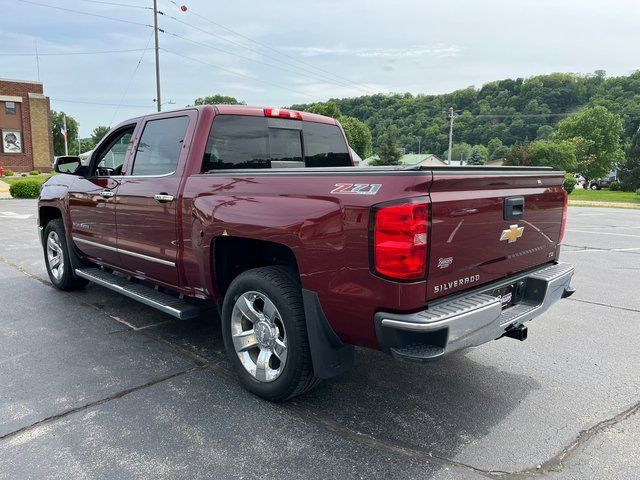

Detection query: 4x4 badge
xmin=500 ymin=224 xmax=524 ymax=243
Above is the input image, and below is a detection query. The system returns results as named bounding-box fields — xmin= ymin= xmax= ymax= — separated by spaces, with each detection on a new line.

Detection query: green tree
xmin=555 ymin=106 xmax=624 ymax=182
xmin=339 ymin=116 xmax=373 ymax=159
xmin=529 ymin=140 xmax=577 ymax=171
xmin=536 ymin=125 xmax=554 ymax=140
xmin=446 ymin=142 xmax=473 ymax=163
xmin=306 ymin=101 xmax=342 ymax=118
xmin=467 ymin=145 xmax=487 ymax=165
xmin=91 ymin=125 xmax=110 ymax=145
xmin=51 ymin=111 xmax=79 ymax=156
xmin=619 ymin=130 xmax=640 ymax=191
xmin=193 ymin=94 xmax=245 ymax=105
xmin=505 ymin=141 xmax=533 ymax=166
xmin=487 ymin=138 xmax=503 ymax=159
xmin=372 ymin=126 xmax=402 ymax=166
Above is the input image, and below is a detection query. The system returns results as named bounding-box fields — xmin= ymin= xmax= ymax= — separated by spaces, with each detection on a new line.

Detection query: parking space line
xmin=567 ymin=297 xmax=640 ymax=314
xmin=566 ymin=229 xmax=640 ymax=238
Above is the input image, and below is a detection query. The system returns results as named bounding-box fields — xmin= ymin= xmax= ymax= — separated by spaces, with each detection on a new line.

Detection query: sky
xmin=1 ymin=0 xmax=639 ymax=137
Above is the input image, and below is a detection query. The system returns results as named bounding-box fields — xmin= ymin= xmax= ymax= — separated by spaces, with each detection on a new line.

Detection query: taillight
xmin=372 ymin=200 xmax=428 ymax=280
xmin=264 ymin=108 xmax=302 ymax=120
xmin=559 ymin=190 xmax=568 ymax=244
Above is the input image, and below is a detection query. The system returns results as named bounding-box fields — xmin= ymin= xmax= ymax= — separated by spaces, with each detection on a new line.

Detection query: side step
xmin=75 ymin=268 xmax=201 ymax=320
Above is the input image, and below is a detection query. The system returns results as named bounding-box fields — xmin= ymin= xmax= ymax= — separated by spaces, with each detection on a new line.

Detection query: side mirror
xmin=54 ymin=156 xmax=82 ymax=175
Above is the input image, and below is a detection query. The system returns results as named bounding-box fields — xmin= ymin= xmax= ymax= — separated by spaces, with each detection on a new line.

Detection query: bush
xmin=609 ymin=181 xmax=620 ymax=191
xmin=563 ymin=172 xmax=577 ymax=194
xmin=636 ymin=188 xmax=640 ymax=197
xmin=9 ymin=179 xmax=41 ymax=198
xmin=29 ymin=170 xmax=40 ymax=175
xmin=4 ymin=169 xmax=14 ymax=177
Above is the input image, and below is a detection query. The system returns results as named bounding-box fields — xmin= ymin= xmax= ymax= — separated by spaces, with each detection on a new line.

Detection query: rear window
xmin=202 ymin=115 xmax=351 ymax=172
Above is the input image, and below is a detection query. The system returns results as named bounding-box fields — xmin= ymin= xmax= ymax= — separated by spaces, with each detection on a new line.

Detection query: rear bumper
xmin=374 ymin=262 xmax=575 ymax=361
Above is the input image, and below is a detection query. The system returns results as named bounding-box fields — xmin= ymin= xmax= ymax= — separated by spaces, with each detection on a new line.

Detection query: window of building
xmin=131 ymin=116 xmax=189 ymax=176
xmin=5 ymin=102 xmax=16 ymax=115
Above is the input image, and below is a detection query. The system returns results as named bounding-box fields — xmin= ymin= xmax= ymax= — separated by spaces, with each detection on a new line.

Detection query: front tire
xmin=43 ymin=219 xmax=88 ymax=290
xmin=221 ymin=266 xmax=320 ymax=402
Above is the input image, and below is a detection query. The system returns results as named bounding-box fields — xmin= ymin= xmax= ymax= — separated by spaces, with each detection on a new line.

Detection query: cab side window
xmin=92 ymin=126 xmax=135 ymax=177
xmin=131 ymin=116 xmax=189 ymax=176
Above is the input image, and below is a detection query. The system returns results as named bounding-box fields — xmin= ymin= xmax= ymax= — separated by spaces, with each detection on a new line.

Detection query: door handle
xmin=154 ymin=193 xmax=174 ymax=203
xmin=99 ymin=190 xmax=115 ymax=198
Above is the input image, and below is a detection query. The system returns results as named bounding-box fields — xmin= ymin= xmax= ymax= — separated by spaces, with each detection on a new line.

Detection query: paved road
xmin=0 ymin=201 xmax=638 ymax=479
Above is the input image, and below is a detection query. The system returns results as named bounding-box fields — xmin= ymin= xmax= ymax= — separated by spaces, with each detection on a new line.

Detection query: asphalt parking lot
xmin=0 ymin=200 xmax=638 ymax=479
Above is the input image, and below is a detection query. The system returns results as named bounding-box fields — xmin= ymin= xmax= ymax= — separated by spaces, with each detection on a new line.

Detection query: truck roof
xmin=115 ymin=105 xmax=338 ymax=130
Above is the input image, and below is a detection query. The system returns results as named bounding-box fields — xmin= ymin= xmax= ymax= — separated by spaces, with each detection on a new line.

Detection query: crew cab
xmin=39 ymin=105 xmax=575 ymax=401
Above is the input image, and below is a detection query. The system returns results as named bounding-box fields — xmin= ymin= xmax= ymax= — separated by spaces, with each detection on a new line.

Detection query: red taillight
xmin=264 ymin=108 xmax=302 ymax=120
xmin=559 ymin=190 xmax=568 ymax=243
xmin=372 ymin=201 xmax=428 ymax=280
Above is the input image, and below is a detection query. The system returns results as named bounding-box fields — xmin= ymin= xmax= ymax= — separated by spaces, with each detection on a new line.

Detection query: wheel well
xmin=39 ymin=206 xmax=62 ymax=229
xmin=213 ymin=236 xmax=300 ymax=296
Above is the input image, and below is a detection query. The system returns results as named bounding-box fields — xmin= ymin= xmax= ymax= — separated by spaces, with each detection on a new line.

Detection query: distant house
xmin=364 ymin=153 xmax=445 ymax=167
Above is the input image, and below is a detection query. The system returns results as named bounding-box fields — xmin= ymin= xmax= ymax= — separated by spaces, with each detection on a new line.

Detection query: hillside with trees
xmin=292 ymin=71 xmax=640 ymax=157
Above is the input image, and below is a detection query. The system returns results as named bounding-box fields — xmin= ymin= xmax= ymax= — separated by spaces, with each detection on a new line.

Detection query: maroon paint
xmin=40 ymin=105 xmax=567 ymax=351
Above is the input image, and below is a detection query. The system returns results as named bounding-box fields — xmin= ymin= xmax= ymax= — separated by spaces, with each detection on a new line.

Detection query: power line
xmin=76 ymin=0 xmax=152 ymax=9
xmin=160 ymin=48 xmax=324 ymax=102
xmin=165 ymin=0 xmax=378 ymax=95
xmin=158 ymin=8 xmax=377 ymax=95
xmin=16 ymin=0 xmax=153 ymax=27
xmin=51 ymin=98 xmax=151 ymax=108
xmin=164 ymin=29 xmax=376 ymax=92
xmin=110 ymin=30 xmax=155 ymax=126
xmin=0 ymin=48 xmax=150 ymax=56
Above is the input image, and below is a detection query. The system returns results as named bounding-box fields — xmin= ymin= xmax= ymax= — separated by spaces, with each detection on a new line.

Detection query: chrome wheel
xmin=46 ymin=231 xmax=64 ymax=281
xmin=231 ymin=291 xmax=288 ymax=383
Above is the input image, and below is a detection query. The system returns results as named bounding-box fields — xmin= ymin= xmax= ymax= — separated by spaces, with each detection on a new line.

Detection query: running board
xmin=75 ymin=268 xmax=201 ymax=320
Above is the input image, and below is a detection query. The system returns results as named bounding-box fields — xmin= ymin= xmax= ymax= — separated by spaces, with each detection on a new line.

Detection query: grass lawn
xmin=569 ymin=188 xmax=640 ymax=204
xmin=2 ymin=174 xmax=52 ymax=186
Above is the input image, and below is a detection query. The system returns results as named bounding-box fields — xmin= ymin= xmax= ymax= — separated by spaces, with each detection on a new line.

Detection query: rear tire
xmin=43 ymin=219 xmax=88 ymax=290
xmin=221 ymin=266 xmax=320 ymax=402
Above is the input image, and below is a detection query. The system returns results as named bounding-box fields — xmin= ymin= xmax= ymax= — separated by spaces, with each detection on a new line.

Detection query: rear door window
xmin=132 ymin=116 xmax=189 ymax=176
xmin=302 ymin=121 xmax=351 ymax=167
xmin=202 ymin=115 xmax=352 ymax=171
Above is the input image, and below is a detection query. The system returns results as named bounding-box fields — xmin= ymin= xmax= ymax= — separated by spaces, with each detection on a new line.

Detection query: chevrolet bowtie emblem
xmin=500 ymin=224 xmax=524 ymax=243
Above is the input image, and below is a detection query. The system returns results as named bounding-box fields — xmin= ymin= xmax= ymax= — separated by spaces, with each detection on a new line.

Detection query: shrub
xmin=4 ymin=169 xmax=14 ymax=177
xmin=29 ymin=170 xmax=40 ymax=175
xmin=563 ymin=172 xmax=577 ymax=194
xmin=636 ymin=188 xmax=640 ymax=197
xmin=9 ymin=179 xmax=41 ymax=198
xmin=609 ymin=181 xmax=620 ymax=191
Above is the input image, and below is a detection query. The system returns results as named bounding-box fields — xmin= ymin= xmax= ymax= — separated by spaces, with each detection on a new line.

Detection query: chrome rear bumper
xmin=375 ymin=263 xmax=575 ymax=361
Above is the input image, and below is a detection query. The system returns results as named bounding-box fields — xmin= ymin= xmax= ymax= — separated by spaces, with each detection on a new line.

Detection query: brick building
xmin=0 ymin=78 xmax=54 ymax=173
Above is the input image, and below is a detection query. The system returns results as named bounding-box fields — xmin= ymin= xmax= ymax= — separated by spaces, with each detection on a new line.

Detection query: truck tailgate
xmin=426 ymin=170 xmax=566 ymax=301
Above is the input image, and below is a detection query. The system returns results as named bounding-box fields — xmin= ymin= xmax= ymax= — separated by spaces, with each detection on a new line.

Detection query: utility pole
xmin=447 ymin=106 xmax=455 ymax=165
xmin=153 ymin=0 xmax=162 ymax=112
xmin=417 ymin=137 xmax=421 ymax=155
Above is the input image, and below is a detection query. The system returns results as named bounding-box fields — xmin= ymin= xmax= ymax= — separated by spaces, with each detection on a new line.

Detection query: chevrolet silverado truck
xmin=39 ymin=105 xmax=575 ymax=401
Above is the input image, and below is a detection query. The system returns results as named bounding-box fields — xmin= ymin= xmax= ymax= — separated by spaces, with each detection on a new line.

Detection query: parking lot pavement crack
xmin=0 ymin=365 xmax=207 ymax=443
xmin=509 ymin=400 xmax=640 ymax=478
xmin=287 ymin=404 xmax=511 ymax=478
xmin=566 ymin=297 xmax=640 ymax=314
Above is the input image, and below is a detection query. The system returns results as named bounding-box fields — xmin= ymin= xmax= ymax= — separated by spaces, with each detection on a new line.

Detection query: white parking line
xmin=0 ymin=212 xmax=33 ymax=220
xmin=566 ymin=229 xmax=640 ymax=238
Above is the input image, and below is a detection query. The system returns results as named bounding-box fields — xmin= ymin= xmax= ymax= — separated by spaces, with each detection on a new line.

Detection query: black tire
xmin=221 ymin=266 xmax=320 ymax=402
xmin=43 ymin=219 xmax=88 ymax=290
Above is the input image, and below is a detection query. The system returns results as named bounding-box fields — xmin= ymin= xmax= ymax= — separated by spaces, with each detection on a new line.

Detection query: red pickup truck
xmin=39 ymin=105 xmax=574 ymax=401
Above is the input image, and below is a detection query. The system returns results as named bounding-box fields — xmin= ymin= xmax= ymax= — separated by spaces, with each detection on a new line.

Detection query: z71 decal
xmin=331 ymin=183 xmax=382 ymax=195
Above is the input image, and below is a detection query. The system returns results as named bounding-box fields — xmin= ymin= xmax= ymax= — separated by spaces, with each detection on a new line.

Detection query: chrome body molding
xmin=72 ymin=236 xmax=176 ymax=267
xmin=376 ymin=262 xmax=575 ymax=359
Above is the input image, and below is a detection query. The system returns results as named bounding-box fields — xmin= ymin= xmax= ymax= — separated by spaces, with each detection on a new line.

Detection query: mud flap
xmin=302 ymin=289 xmax=355 ymax=379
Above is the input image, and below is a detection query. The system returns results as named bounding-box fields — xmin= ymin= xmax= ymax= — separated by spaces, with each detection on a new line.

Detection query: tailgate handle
xmin=504 ymin=196 xmax=525 ymax=220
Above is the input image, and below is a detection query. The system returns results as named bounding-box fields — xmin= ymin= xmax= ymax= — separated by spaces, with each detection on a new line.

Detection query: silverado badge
xmin=500 ymin=224 xmax=524 ymax=243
